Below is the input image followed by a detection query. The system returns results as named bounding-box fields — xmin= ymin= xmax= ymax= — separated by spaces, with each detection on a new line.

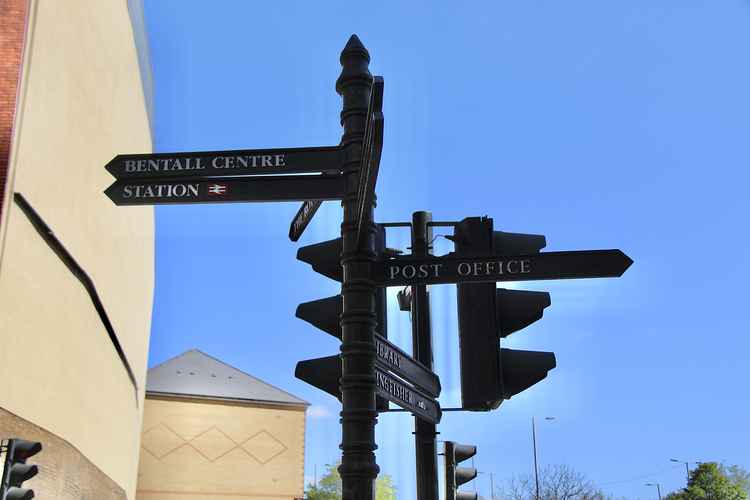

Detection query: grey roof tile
xmin=146 ymin=349 xmax=308 ymax=407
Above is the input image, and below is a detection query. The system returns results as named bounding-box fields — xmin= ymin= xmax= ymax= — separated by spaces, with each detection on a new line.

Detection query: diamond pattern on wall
xmin=141 ymin=424 xmax=186 ymax=459
xmin=240 ymin=430 xmax=288 ymax=464
xmin=142 ymin=423 xmax=288 ymax=464
xmin=189 ymin=426 xmax=237 ymax=462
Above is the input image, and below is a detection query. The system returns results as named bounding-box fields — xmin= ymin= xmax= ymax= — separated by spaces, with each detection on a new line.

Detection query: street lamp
xmin=670 ymin=458 xmax=691 ymax=485
xmin=477 ymin=471 xmax=496 ymax=500
xmin=645 ymin=482 xmax=662 ymax=500
xmin=532 ymin=416 xmax=556 ymax=500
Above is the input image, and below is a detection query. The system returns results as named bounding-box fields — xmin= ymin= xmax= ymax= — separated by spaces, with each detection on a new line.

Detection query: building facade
xmin=0 ymin=0 xmax=154 ymax=498
xmin=137 ymin=350 xmax=308 ymax=500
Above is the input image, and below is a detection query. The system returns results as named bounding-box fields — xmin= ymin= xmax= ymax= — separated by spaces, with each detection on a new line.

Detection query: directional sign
xmin=355 ymin=76 xmax=384 ymax=249
xmin=375 ymin=366 xmax=441 ymax=424
xmin=375 ymin=334 xmax=440 ymax=398
xmin=289 ymin=200 xmax=322 ymax=241
xmin=105 ymin=174 xmax=346 ymax=206
xmin=376 ymin=249 xmax=633 ymax=287
xmin=105 ymin=145 xmax=343 ymax=180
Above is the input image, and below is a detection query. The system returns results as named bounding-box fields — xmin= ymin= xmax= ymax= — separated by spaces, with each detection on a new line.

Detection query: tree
xmin=664 ymin=462 xmax=748 ymax=500
xmin=723 ymin=465 xmax=750 ymax=496
xmin=306 ymin=463 xmax=396 ymax=500
xmin=306 ymin=463 xmax=341 ymax=500
xmin=501 ymin=464 xmax=617 ymax=500
xmin=375 ymin=473 xmax=397 ymax=500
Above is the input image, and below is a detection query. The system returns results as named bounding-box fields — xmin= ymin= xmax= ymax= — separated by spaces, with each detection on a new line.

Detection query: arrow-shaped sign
xmin=375 ymin=366 xmax=441 ymax=424
xmin=376 ymin=249 xmax=633 ymax=287
xmin=374 ymin=334 xmax=440 ymax=398
xmin=355 ymin=76 xmax=384 ymax=249
xmin=289 ymin=200 xmax=322 ymax=242
xmin=105 ymin=145 xmax=342 ymax=180
xmin=105 ymin=174 xmax=346 ymax=206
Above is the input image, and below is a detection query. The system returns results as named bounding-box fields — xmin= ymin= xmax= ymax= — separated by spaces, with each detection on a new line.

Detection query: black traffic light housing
xmin=295 ymin=225 xmax=389 ymax=409
xmin=444 ymin=441 xmax=477 ymax=500
xmin=453 ymin=216 xmax=556 ymax=410
xmin=1 ymin=438 xmax=42 ymax=500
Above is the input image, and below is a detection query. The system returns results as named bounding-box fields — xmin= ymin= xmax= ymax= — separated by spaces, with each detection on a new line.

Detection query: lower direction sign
xmin=376 ymin=249 xmax=633 ymax=287
xmin=105 ymin=174 xmax=345 ymax=206
xmin=375 ymin=366 xmax=441 ymax=424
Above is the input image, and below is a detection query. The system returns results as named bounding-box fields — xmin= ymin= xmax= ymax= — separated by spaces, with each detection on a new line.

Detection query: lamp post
xmin=478 ymin=471 xmax=496 ymax=500
xmin=645 ymin=482 xmax=662 ymax=500
xmin=670 ymin=458 xmax=691 ymax=485
xmin=532 ymin=416 xmax=556 ymax=500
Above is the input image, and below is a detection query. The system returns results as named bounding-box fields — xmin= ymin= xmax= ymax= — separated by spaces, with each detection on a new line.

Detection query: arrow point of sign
xmin=618 ymin=250 xmax=634 ymax=276
xmin=104 ymin=156 xmax=120 ymax=178
xmin=104 ymin=183 xmax=119 ymax=204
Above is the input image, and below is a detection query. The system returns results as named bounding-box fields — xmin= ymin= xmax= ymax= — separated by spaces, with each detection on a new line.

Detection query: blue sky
xmin=143 ymin=1 xmax=750 ymax=498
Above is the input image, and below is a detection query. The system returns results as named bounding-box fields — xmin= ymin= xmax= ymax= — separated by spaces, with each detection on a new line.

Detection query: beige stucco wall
xmin=0 ymin=1 xmax=153 ymax=499
xmin=138 ymin=396 xmax=306 ymax=500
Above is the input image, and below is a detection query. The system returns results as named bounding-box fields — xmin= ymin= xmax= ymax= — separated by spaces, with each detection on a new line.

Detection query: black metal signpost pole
xmin=102 ymin=34 xmax=633 ymax=500
xmin=411 ymin=211 xmax=439 ymax=500
xmin=336 ymin=35 xmax=378 ymax=499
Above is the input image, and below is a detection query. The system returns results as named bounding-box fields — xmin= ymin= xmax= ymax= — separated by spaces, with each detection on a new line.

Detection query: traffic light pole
xmin=336 ymin=35 xmax=379 ymax=498
xmin=411 ymin=211 xmax=439 ymax=500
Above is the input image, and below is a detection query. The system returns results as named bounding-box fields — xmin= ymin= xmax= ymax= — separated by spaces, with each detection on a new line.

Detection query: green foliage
xmin=305 ymin=463 xmax=341 ymax=500
xmin=305 ymin=463 xmax=396 ymax=500
xmin=375 ymin=473 xmax=397 ymax=500
xmin=723 ymin=465 xmax=750 ymax=496
xmin=664 ymin=462 xmax=748 ymax=500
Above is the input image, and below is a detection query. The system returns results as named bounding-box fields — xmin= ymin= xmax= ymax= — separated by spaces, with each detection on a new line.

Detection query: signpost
xmin=376 ymin=249 xmax=633 ymax=287
xmin=374 ymin=366 xmax=441 ymax=424
xmin=334 ymin=35 xmax=381 ymax=498
xmin=103 ymin=34 xmax=634 ymax=500
xmin=105 ymin=174 xmax=346 ymax=206
xmin=375 ymin=333 xmax=440 ymax=398
xmin=354 ymin=77 xmax=384 ymax=249
xmin=288 ymin=200 xmax=322 ymax=241
xmin=105 ymin=145 xmax=342 ymax=180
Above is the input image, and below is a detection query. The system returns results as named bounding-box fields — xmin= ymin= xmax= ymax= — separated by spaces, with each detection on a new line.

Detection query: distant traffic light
xmin=1 ymin=438 xmax=42 ymax=500
xmin=444 ymin=441 xmax=477 ymax=500
xmin=295 ymin=225 xmax=388 ymax=410
xmin=452 ymin=217 xmax=556 ymax=410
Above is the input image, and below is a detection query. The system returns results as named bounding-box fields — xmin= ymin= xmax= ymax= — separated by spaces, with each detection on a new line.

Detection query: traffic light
xmin=452 ymin=216 xmax=556 ymax=410
xmin=295 ymin=225 xmax=388 ymax=409
xmin=1 ymin=438 xmax=42 ymax=500
xmin=444 ymin=441 xmax=477 ymax=500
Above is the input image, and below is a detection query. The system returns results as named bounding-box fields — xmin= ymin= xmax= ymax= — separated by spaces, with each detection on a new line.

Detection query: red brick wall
xmin=0 ymin=0 xmax=29 ymax=219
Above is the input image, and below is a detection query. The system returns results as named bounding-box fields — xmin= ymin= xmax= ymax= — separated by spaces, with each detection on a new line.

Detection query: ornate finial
xmin=340 ymin=34 xmax=369 ymax=62
xmin=336 ymin=34 xmax=372 ymax=95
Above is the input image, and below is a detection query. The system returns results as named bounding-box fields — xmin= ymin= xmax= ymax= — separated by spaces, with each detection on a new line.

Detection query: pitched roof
xmin=145 ymin=349 xmax=308 ymax=407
